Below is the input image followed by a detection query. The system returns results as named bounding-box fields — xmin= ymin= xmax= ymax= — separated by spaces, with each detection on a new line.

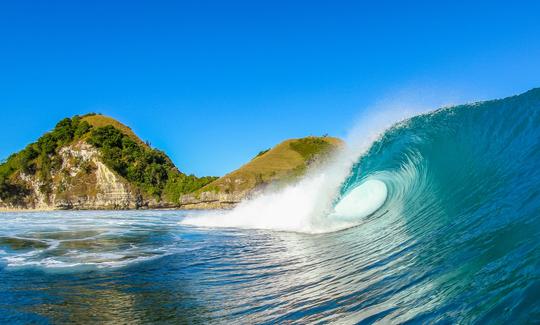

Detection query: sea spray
xmin=181 ymin=106 xmax=421 ymax=233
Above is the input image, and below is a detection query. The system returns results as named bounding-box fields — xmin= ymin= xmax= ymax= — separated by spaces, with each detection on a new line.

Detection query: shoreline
xmin=0 ymin=207 xmax=221 ymax=213
xmin=0 ymin=208 xmax=56 ymax=213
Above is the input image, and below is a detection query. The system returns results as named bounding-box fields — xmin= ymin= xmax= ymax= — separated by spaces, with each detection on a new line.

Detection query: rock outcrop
xmin=2 ymin=142 xmax=141 ymax=210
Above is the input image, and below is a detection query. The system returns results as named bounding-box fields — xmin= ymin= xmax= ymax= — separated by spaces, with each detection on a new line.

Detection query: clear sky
xmin=1 ymin=1 xmax=540 ymax=176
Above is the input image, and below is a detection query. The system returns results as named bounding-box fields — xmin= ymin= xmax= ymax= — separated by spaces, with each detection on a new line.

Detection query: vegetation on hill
xmin=0 ymin=113 xmax=341 ymax=209
xmin=253 ymin=148 xmax=270 ymax=159
xmin=199 ymin=136 xmax=342 ymax=195
xmin=0 ymin=114 xmax=217 ymax=205
xmin=0 ymin=116 xmax=93 ymax=202
xmin=82 ymin=113 xmax=145 ymax=146
xmin=289 ymin=137 xmax=335 ymax=162
xmin=87 ymin=124 xmax=216 ymax=199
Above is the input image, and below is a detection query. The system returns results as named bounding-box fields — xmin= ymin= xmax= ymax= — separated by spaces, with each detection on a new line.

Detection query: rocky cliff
xmin=10 ymin=142 xmax=142 ymax=210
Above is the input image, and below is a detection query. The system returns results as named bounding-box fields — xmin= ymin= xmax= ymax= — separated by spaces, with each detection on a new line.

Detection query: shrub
xmin=254 ymin=148 xmax=270 ymax=159
xmin=88 ymin=125 xmax=215 ymax=199
xmin=289 ymin=138 xmax=333 ymax=162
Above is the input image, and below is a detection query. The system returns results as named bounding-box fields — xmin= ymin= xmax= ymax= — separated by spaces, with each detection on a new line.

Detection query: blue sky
xmin=1 ymin=1 xmax=540 ymax=176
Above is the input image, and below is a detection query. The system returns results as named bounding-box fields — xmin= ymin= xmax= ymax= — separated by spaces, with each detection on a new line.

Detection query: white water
xmin=181 ymin=107 xmax=418 ymax=233
xmin=182 ymin=154 xmax=359 ymax=233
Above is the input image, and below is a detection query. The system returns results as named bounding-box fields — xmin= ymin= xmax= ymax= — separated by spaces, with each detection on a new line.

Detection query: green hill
xmin=0 ymin=114 xmax=343 ymax=210
xmin=0 ymin=114 xmax=216 ymax=209
xmin=203 ymin=137 xmax=342 ymax=193
xmin=181 ymin=136 xmax=343 ymax=209
xmin=82 ymin=114 xmax=147 ymax=146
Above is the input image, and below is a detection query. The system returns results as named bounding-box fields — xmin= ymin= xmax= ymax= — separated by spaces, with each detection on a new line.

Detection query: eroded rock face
xmin=3 ymin=142 xmax=145 ymax=210
xmin=178 ymin=185 xmax=269 ymax=209
xmin=179 ymin=191 xmax=246 ymax=209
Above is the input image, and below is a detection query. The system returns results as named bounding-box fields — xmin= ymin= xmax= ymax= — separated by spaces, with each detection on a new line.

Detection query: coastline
xmin=0 ymin=207 xmax=224 ymax=213
xmin=0 ymin=207 xmax=56 ymax=213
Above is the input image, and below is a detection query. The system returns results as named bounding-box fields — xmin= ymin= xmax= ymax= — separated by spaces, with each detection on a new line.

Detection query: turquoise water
xmin=1 ymin=89 xmax=540 ymax=323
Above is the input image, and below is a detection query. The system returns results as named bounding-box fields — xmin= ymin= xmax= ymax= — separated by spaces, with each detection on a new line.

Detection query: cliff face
xmin=2 ymin=142 xmax=153 ymax=210
xmin=52 ymin=142 xmax=142 ymax=209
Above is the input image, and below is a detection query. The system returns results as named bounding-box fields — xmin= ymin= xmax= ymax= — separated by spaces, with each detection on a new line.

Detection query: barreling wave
xmin=175 ymin=89 xmax=540 ymax=322
xmin=2 ymin=89 xmax=539 ymax=323
xmin=182 ymin=88 xmax=540 ymax=236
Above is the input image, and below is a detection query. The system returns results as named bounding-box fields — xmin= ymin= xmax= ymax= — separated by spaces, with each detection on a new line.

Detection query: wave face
xmin=183 ymin=89 xmax=540 ymax=234
xmin=177 ymin=89 xmax=540 ymax=322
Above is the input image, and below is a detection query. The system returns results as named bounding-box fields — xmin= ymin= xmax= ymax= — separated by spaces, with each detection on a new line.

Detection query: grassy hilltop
xmin=201 ymin=137 xmax=342 ymax=195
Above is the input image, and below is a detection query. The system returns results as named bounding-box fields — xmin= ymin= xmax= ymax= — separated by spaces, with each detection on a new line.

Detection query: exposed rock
xmin=1 ymin=142 xmax=153 ymax=210
xmin=178 ymin=191 xmax=248 ymax=210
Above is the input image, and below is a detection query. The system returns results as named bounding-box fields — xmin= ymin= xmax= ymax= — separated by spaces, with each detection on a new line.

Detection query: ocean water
xmin=2 ymin=90 xmax=540 ymax=323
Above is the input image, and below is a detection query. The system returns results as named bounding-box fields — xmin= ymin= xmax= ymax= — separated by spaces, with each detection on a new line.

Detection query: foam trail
xmin=181 ymin=105 xmax=423 ymax=233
